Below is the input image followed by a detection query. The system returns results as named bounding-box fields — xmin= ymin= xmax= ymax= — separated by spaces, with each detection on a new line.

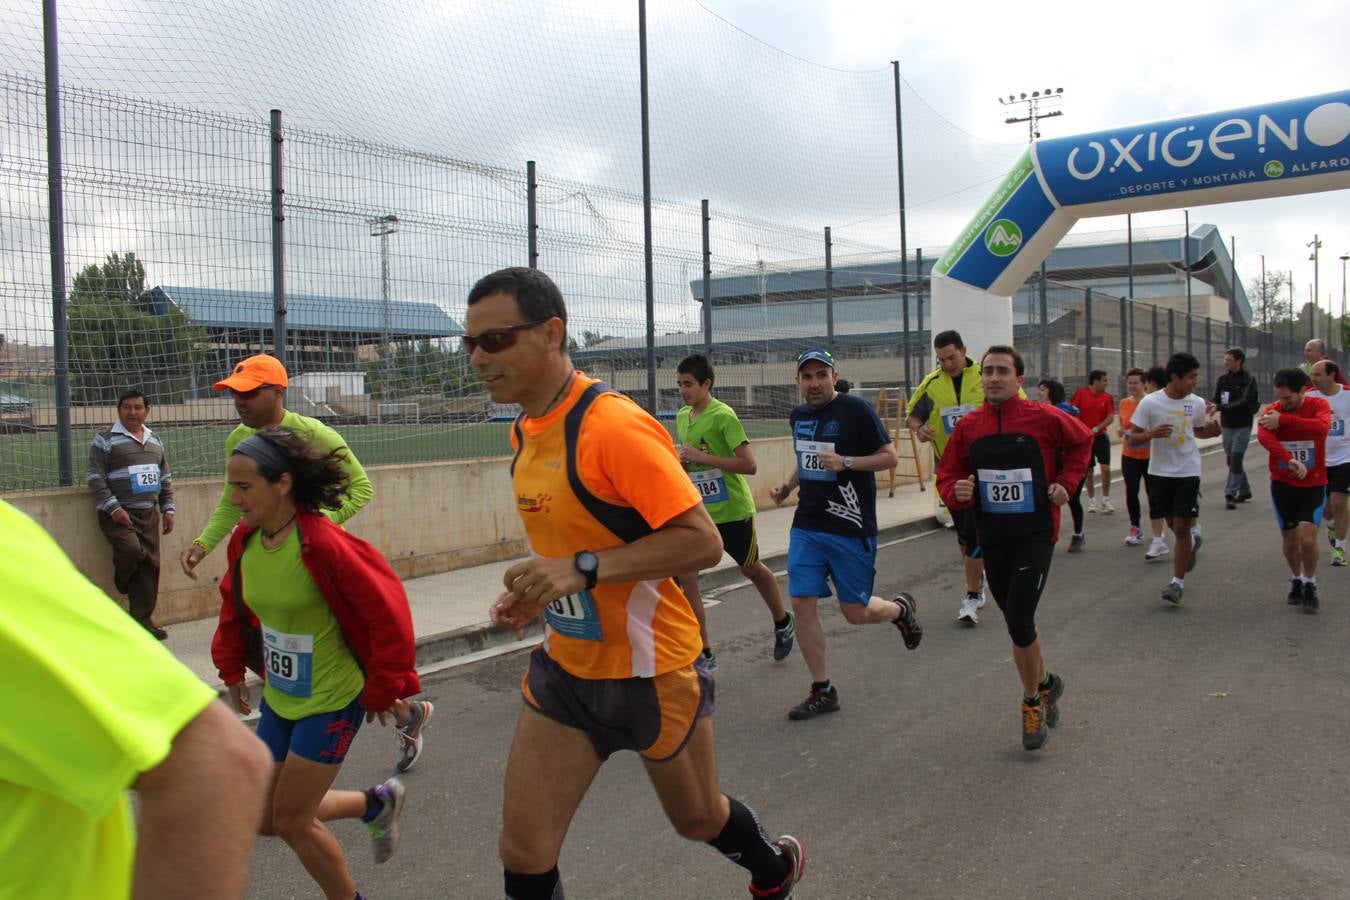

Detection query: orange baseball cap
xmin=214 ymin=354 xmax=289 ymax=392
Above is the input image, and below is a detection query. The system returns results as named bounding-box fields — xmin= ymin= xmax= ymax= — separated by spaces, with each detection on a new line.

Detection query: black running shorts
xmin=715 ymin=518 xmax=760 ymax=568
xmin=1146 ymin=474 xmax=1201 ymax=520
xmin=1271 ymin=481 xmax=1326 ymax=530
xmin=1326 ymin=462 xmax=1350 ymax=496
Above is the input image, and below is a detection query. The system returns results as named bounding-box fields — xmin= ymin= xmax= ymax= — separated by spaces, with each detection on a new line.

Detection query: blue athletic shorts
xmin=786 ymin=528 xmax=877 ymax=603
xmin=256 ymin=694 xmax=365 ymax=764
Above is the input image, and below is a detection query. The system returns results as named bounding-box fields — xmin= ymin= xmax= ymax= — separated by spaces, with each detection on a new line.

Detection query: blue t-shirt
xmin=789 ymin=393 xmax=892 ymax=538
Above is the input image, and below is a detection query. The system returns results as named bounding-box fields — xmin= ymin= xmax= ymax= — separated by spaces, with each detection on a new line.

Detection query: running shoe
xmin=1332 ymin=546 xmax=1347 ymax=567
xmin=1225 ymin=495 xmax=1237 ymax=510
xmin=893 ymin=592 xmax=922 ymax=650
xmin=365 ymin=777 xmax=406 ymax=864
xmin=772 ymin=614 xmax=796 ymax=661
xmin=749 ymin=835 xmax=806 ymax=898
xmin=1237 ymin=491 xmax=1253 ymax=502
xmin=1145 ymin=539 xmax=1170 ymax=560
xmin=1287 ymin=578 xmax=1305 ymax=605
xmin=1101 ymin=497 xmax=1115 ymax=514
xmin=1124 ymin=526 xmax=1143 ymax=546
xmin=1186 ymin=533 xmax=1203 ymax=572
xmin=957 ymin=592 xmax=981 ymax=627
xmin=1161 ymin=582 xmax=1183 ymax=605
xmin=1022 ymin=696 xmax=1048 ymax=751
xmin=1067 ymin=534 xmax=1086 ymax=553
xmin=1330 ymin=525 xmax=1338 ymax=549
xmin=1303 ymin=583 xmax=1320 ymax=614
xmin=395 ymin=700 xmax=434 ymax=774
xmin=788 ymin=687 xmax=840 ymax=720
xmin=1040 ymin=672 xmax=1065 ymax=729
xmin=1087 ymin=497 xmax=1099 ymax=513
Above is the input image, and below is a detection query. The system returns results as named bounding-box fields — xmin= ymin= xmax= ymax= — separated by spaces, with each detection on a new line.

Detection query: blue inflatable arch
xmin=931 ymin=90 xmax=1350 ymax=360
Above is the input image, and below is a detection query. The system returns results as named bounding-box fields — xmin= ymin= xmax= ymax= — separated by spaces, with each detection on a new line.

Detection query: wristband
xmin=191 ymin=539 xmax=208 ymax=552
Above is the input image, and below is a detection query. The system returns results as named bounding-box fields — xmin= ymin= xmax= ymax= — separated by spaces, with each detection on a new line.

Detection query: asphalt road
xmin=244 ymin=443 xmax=1350 ymax=899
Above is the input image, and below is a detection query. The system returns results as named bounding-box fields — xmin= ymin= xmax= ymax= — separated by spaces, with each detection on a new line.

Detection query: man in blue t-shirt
xmin=770 ymin=348 xmax=924 ymax=722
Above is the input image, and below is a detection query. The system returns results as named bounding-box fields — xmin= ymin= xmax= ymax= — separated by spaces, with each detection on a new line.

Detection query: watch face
xmin=576 ymin=551 xmax=598 ymax=572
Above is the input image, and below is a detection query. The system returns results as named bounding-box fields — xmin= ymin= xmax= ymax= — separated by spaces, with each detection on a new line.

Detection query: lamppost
xmin=1307 ymin=235 xmax=1321 ymax=341
xmin=1340 ymin=252 xmax=1348 ymax=351
xmin=370 ymin=214 xmax=399 ymax=409
xmin=999 ymin=87 xmax=1064 ymax=143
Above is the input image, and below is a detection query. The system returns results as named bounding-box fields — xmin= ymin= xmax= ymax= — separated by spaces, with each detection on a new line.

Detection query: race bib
xmin=1219 ymin=390 xmax=1230 ymax=406
xmin=689 ymin=467 xmax=728 ymax=504
xmin=1282 ymin=440 xmax=1315 ymax=467
xmin=977 ymin=468 xmax=1036 ymax=514
xmin=544 ymin=590 xmax=604 ymax=642
xmin=261 ymin=624 xmax=313 ymax=697
xmin=128 ymin=463 xmax=160 ymax=495
xmin=1331 ymin=418 xmax=1346 ymax=438
xmin=795 ymin=440 xmax=837 ymax=482
xmin=940 ymin=404 xmax=976 ymax=435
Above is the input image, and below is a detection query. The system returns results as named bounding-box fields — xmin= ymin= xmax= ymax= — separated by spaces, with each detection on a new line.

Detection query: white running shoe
xmin=1087 ymin=496 xmax=1099 ymax=513
xmin=1145 ymin=539 xmax=1170 ymax=560
xmin=1101 ymin=497 xmax=1115 ymax=514
xmin=957 ymin=594 xmax=980 ymax=626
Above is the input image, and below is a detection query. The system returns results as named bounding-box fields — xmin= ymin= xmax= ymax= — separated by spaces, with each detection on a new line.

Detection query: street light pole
xmin=370 ymin=214 xmax=399 ymax=411
xmin=1340 ymin=252 xmax=1348 ymax=351
xmin=998 ymin=87 xmax=1064 ymax=142
xmin=1307 ymin=235 xmax=1321 ymax=341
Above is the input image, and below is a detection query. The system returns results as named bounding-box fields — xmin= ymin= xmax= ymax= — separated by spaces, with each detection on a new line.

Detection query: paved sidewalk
xmin=166 ymin=436 xmax=1222 ymax=694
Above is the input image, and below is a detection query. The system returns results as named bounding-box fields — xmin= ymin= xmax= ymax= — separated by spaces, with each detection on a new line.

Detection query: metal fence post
xmin=1168 ymin=308 xmax=1175 ymax=355
xmin=701 ymin=199 xmax=711 ymax=358
xmin=824 ymin=226 xmax=834 ymax=355
xmin=43 ymin=0 xmax=72 ymax=485
xmin=1205 ymin=317 xmax=1213 ymax=387
xmin=269 ymin=109 xmax=287 ymax=367
xmin=1084 ymin=287 xmax=1093 ymax=375
xmin=1152 ymin=304 xmax=1159 ymax=364
xmin=526 ymin=160 xmax=538 ymax=268
xmin=1119 ymin=293 xmax=1128 ymax=384
xmin=1040 ymin=261 xmax=1049 ymax=378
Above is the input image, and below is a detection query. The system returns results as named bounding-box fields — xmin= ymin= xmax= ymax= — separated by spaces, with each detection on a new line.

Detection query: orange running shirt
xmin=511 ymin=373 xmax=703 ymax=679
xmin=1118 ymin=395 xmax=1150 ymax=460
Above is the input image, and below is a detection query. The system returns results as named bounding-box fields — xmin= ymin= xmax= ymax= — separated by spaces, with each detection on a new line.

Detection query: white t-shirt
xmin=1131 ymin=390 xmax=1209 ymax=478
xmin=1307 ymin=386 xmax=1350 ymax=467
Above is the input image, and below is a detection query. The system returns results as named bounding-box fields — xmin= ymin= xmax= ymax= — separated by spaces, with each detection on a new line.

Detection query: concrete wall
xmin=6 ymin=436 xmax=929 ymax=623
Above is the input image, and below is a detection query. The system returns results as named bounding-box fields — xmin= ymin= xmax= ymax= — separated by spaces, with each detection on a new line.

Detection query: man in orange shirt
xmin=1117 ymin=368 xmax=1163 ymax=547
xmin=474 ymin=268 xmax=804 ymax=899
xmin=1071 ymin=370 xmax=1116 ymax=514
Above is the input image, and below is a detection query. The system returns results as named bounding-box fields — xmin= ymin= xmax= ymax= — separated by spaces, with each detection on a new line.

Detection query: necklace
xmin=539 ymin=372 xmax=575 ymax=416
xmin=262 ymin=513 xmax=297 ymax=539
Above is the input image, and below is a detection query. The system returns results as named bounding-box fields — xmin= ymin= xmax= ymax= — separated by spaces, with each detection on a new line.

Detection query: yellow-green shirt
xmin=194 ymin=410 xmax=373 ymax=553
xmin=242 ymin=529 xmax=364 ymax=719
xmin=0 ymin=500 xmax=216 ymax=900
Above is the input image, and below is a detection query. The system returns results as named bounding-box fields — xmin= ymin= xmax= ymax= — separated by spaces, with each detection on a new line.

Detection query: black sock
xmin=360 ymin=788 xmax=382 ymax=823
xmin=774 ymin=614 xmax=791 ymax=630
xmin=1024 ymin=694 xmax=1041 ymax=706
xmin=811 ymin=680 xmax=831 ymax=693
xmin=706 ymin=797 xmax=788 ymax=890
xmin=1038 ymin=674 xmax=1054 ymax=692
xmin=504 ymin=867 xmax=563 ymax=900
xmin=702 ymin=647 xmax=714 ymax=658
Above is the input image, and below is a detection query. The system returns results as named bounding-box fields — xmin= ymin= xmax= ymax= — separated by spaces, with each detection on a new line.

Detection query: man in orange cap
xmin=181 ymin=354 xmax=433 ymax=773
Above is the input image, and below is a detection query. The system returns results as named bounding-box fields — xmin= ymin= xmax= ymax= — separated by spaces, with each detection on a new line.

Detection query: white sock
xmin=1337 ymin=539 xmax=1347 ymax=550
xmin=1304 ymin=576 xmax=1317 ymax=586
xmin=1191 ymin=525 xmax=1202 ymax=537
xmin=1172 ymin=577 xmax=1184 ymax=588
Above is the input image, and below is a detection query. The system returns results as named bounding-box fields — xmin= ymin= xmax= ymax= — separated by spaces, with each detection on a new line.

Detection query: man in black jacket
xmin=1213 ymin=347 xmax=1260 ymax=509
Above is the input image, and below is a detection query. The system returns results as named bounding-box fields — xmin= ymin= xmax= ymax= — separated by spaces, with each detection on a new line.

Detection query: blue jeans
xmin=1222 ymin=426 xmax=1252 ymax=499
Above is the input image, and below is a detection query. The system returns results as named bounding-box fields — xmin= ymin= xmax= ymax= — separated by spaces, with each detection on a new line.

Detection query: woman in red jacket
xmin=212 ymin=427 xmax=421 ymax=900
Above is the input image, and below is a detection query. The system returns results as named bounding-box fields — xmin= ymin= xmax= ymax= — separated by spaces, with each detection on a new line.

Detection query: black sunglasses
xmin=462 ymin=319 xmax=551 ymax=354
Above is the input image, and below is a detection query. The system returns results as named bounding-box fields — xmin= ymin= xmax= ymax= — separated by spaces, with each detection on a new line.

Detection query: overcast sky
xmin=702 ymin=0 xmax=1350 ymax=313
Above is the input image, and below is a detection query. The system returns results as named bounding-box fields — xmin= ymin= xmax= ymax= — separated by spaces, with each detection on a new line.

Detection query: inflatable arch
xmin=931 ymin=90 xmax=1350 ymax=360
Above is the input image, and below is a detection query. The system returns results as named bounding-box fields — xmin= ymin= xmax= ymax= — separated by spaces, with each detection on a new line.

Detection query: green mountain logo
xmin=1264 ymin=160 xmax=1285 ymax=178
xmin=985 ymin=219 xmax=1022 ymax=257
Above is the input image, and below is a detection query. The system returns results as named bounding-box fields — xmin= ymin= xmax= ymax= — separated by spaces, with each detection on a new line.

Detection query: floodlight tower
xmin=999 ymin=87 xmax=1065 ymax=142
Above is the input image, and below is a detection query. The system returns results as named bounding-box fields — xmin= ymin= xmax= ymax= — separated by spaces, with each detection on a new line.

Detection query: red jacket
xmin=937 ymin=395 xmax=1094 ymax=545
xmin=212 ymin=508 xmax=421 ymax=711
xmin=1256 ymin=395 xmax=1332 ymax=488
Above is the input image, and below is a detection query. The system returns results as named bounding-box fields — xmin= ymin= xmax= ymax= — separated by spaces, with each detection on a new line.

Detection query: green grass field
xmin=0 ymin=419 xmax=792 ymax=492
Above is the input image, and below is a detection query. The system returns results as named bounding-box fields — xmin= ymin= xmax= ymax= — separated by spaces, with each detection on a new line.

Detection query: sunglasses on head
xmin=461 ymin=319 xmax=551 ymax=354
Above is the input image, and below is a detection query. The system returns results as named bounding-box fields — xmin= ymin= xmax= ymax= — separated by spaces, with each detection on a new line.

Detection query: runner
xmin=772 ymin=346 xmax=921 ymax=721
xmin=1256 ymin=368 xmax=1332 ymax=611
xmin=674 ymin=354 xmax=794 ymax=671
xmin=1302 ymin=338 xmax=1347 ymax=384
xmin=1117 ymin=368 xmax=1164 ymax=547
xmin=212 ymin=426 xmax=420 ymax=898
xmin=1141 ymin=366 xmax=1175 ymax=561
xmin=1036 ymin=379 xmax=1086 ymax=553
xmin=1307 ymin=361 xmax=1350 ymax=567
xmin=1126 ymin=352 xmax=1222 ymax=604
xmin=905 ymin=330 xmax=987 ymax=625
xmin=1212 ymin=347 xmax=1260 ymax=509
xmin=938 ymin=346 xmax=1093 ymax=750
xmin=472 ymin=268 xmax=804 ymax=899
xmin=1070 ymin=370 xmax=1116 ymax=514
xmin=181 ymin=354 xmax=433 ymax=773
xmin=2 ymin=498 xmax=270 ymax=900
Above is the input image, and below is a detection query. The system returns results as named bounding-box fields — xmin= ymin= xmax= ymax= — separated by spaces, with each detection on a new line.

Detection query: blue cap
xmin=796 ymin=347 xmax=835 ymax=370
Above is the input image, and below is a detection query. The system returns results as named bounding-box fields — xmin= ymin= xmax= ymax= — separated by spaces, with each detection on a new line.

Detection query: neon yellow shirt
xmin=0 ymin=500 xmax=216 ymax=900
xmin=676 ymin=398 xmax=756 ymax=523
xmin=242 ymin=529 xmax=364 ymax=719
xmin=194 ymin=410 xmax=373 ymax=553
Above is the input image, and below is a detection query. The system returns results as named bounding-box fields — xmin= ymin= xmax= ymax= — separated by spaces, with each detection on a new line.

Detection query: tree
xmin=1249 ymin=269 xmax=1293 ymax=331
xmin=361 ymin=339 xmax=473 ymax=398
xmin=67 ymin=252 xmax=207 ymax=404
